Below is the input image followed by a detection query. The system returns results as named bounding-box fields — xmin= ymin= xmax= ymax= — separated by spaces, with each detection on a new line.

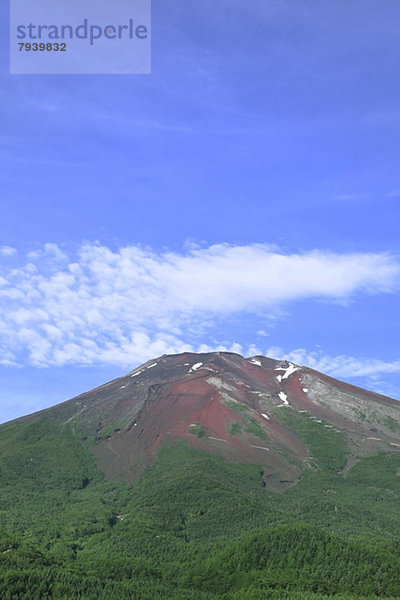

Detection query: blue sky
xmin=1 ymin=0 xmax=400 ymax=423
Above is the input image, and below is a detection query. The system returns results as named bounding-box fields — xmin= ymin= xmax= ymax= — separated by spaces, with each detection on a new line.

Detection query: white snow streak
xmin=190 ymin=362 xmax=203 ymax=371
xmin=278 ymin=391 xmax=289 ymax=405
xmin=274 ymin=362 xmax=299 ymax=379
xmin=130 ymin=369 xmax=143 ymax=378
xmin=249 ymin=358 xmax=262 ymax=367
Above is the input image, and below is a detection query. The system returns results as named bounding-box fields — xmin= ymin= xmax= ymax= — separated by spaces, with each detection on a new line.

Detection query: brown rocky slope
xmin=11 ymin=352 xmax=400 ymax=491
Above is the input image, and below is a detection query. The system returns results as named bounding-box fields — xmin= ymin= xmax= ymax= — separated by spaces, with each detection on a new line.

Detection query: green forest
xmin=1 ymin=416 xmax=400 ymax=599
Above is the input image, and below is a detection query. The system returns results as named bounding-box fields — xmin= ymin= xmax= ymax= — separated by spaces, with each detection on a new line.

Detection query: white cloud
xmin=0 ymin=242 xmax=398 ymax=368
xmin=27 ymin=243 xmax=67 ymax=263
xmin=265 ymin=346 xmax=400 ymax=380
xmin=0 ymin=246 xmax=17 ymax=257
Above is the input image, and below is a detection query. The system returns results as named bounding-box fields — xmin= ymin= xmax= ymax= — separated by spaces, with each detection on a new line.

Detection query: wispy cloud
xmin=331 ymin=194 xmax=370 ymax=203
xmin=266 ymin=346 xmax=400 ymax=382
xmin=0 ymin=242 xmax=398 ymax=368
xmin=0 ymin=246 xmax=17 ymax=257
xmin=386 ymin=189 xmax=400 ymax=198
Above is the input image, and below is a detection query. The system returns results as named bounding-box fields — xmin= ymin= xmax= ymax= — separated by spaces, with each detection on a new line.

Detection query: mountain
xmin=14 ymin=351 xmax=400 ymax=489
xmin=1 ymin=352 xmax=400 ymax=600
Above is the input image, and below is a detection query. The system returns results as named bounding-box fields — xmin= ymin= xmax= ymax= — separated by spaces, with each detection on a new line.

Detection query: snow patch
xmin=146 ymin=362 xmax=157 ymax=369
xmin=130 ymin=369 xmax=143 ymax=378
xmin=250 ymin=445 xmax=270 ymax=451
xmin=302 ymin=388 xmax=308 ymax=393
xmin=120 ymin=385 xmax=126 ymax=389
xmin=190 ymin=362 xmax=203 ymax=372
xmin=249 ymin=358 xmax=262 ymax=367
xmin=276 ymin=375 xmax=282 ymax=383
xmin=249 ymin=390 xmax=270 ymax=399
xmin=278 ymin=391 xmax=289 ymax=405
xmin=261 ymin=413 xmax=270 ymax=420
xmin=274 ymin=362 xmax=299 ymax=380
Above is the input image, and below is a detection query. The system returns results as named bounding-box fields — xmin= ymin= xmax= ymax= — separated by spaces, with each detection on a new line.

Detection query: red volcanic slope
xmin=15 ymin=351 xmax=400 ymax=491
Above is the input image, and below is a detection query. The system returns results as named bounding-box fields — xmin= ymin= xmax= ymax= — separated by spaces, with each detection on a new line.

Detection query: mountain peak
xmin=13 ymin=351 xmax=398 ymax=492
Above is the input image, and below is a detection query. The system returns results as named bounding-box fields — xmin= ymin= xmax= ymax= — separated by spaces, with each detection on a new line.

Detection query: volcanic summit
xmin=14 ymin=352 xmax=400 ymax=492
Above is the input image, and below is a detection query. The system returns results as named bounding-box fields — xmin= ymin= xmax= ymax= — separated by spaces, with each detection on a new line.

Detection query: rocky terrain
xmin=15 ymin=351 xmax=400 ymax=491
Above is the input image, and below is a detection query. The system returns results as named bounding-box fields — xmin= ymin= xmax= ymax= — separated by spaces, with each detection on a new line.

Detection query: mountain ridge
xmin=2 ymin=352 xmax=400 ymax=599
xmin=4 ymin=351 xmax=399 ymax=491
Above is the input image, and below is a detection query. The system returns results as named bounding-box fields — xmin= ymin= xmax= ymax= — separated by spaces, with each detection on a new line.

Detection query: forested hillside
xmin=1 ymin=414 xmax=400 ymax=599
